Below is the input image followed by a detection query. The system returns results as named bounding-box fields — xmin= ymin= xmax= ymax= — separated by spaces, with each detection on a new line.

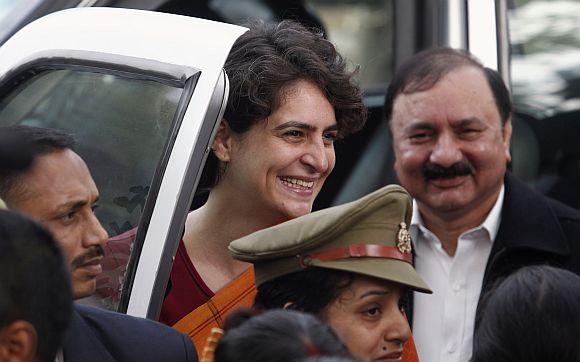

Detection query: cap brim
xmin=311 ymin=258 xmax=432 ymax=294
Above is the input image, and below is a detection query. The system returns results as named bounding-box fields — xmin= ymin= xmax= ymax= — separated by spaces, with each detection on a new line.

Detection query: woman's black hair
xmin=472 ymin=265 xmax=580 ymax=362
xmin=215 ymin=309 xmax=352 ymax=362
xmin=199 ymin=19 xmax=367 ymax=190
xmin=253 ymin=268 xmax=354 ymax=316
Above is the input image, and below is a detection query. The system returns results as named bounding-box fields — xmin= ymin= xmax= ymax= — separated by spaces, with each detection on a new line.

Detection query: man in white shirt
xmin=385 ymin=48 xmax=580 ymax=362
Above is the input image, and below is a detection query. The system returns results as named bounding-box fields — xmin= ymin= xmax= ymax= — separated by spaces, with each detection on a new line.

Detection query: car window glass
xmin=300 ymin=0 xmax=395 ymax=208
xmin=0 ymin=0 xmax=15 ymax=18
xmin=0 ymin=68 xmax=183 ymax=310
xmin=305 ymin=0 xmax=394 ymax=91
xmin=0 ymin=0 xmax=42 ymax=44
xmin=206 ymin=0 xmax=394 ymax=92
xmin=508 ymin=0 xmax=580 ymax=210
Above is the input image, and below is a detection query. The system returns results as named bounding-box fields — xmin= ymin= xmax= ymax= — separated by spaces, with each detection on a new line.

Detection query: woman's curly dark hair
xmin=199 ymin=20 xmax=367 ymax=189
xmin=224 ymin=19 xmax=366 ymax=137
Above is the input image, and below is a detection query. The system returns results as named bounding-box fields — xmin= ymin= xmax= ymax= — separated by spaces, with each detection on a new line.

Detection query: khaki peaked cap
xmin=229 ymin=185 xmax=432 ymax=293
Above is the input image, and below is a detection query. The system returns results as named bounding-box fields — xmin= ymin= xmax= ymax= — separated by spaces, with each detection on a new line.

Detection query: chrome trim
xmin=446 ymin=0 xmax=467 ymax=48
xmin=76 ymin=0 xmax=100 ymax=7
xmin=495 ymin=0 xmax=510 ymax=87
xmin=467 ymin=0 xmax=498 ymax=69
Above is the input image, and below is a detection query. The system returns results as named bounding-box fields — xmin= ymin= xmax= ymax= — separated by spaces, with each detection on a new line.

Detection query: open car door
xmin=0 ymin=7 xmax=247 ymax=320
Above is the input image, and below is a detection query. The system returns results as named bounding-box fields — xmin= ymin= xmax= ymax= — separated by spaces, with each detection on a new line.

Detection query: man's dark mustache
xmin=71 ymin=245 xmax=105 ymax=269
xmin=422 ymin=161 xmax=475 ymax=180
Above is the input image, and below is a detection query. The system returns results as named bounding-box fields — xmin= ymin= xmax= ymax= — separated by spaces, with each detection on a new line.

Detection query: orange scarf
xmin=172 ymin=268 xmax=256 ymax=359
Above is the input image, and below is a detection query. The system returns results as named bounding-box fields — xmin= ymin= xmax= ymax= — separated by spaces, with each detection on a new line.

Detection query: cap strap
xmin=302 ymin=244 xmax=413 ymax=265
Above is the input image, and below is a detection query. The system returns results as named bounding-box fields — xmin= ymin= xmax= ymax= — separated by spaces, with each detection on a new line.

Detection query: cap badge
xmin=397 ymin=222 xmax=412 ymax=254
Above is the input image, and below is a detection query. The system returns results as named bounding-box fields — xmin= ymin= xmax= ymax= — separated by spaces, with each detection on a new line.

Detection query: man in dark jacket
xmin=0 ymin=126 xmax=196 ymax=361
xmin=0 ymin=210 xmax=72 ymax=362
xmin=385 ymin=48 xmax=580 ymax=362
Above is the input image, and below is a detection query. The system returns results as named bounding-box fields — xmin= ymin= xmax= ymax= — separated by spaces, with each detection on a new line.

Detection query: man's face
xmin=10 ymin=149 xmax=108 ymax=299
xmin=391 ymin=66 xmax=512 ymax=219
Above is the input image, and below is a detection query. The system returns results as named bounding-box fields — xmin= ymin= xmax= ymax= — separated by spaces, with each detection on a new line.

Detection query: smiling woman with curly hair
xmin=158 ymin=20 xmax=367 ymax=353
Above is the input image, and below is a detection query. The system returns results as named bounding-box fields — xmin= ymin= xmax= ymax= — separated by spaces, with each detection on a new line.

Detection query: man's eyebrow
xmin=404 ymin=121 xmax=435 ymax=133
xmin=54 ymin=196 xmax=99 ymax=214
xmin=359 ymin=289 xmax=390 ymax=300
xmin=54 ymin=200 xmax=88 ymax=214
xmin=451 ymin=117 xmax=486 ymax=128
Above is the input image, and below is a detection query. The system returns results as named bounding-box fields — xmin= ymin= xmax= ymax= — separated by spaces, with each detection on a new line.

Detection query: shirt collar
xmin=481 ymin=185 xmax=504 ymax=241
xmin=411 ymin=184 xmax=505 ymax=243
xmin=54 ymin=348 xmax=64 ymax=362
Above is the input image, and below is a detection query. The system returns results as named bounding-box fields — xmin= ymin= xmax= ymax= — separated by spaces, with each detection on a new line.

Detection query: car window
xmin=0 ymin=67 xmax=184 ymax=310
xmin=305 ymin=0 xmax=394 ymax=91
xmin=202 ymin=0 xmax=394 ymax=92
xmin=508 ymin=0 xmax=580 ymax=210
xmin=0 ymin=0 xmax=43 ymax=44
xmin=0 ymin=0 xmax=17 ymax=19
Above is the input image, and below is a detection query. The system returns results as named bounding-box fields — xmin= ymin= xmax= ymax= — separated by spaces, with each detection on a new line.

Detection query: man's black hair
xmin=384 ymin=47 xmax=512 ymax=126
xmin=0 ymin=210 xmax=73 ymax=361
xmin=0 ymin=126 xmax=75 ymax=204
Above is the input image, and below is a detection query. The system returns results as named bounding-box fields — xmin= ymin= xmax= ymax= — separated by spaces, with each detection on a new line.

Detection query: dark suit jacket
xmin=62 ymin=304 xmax=197 ymax=362
xmin=475 ymin=173 xmax=580 ymax=321
xmin=408 ymin=173 xmax=580 ymax=325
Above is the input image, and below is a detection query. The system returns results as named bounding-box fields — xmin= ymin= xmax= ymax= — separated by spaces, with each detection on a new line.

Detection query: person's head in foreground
xmin=214 ymin=309 xmax=354 ymax=362
xmin=472 ymin=265 xmax=580 ymax=362
xmin=385 ymin=47 xmax=512 ymax=223
xmin=199 ymin=19 xmax=367 ymax=223
xmin=0 ymin=126 xmax=108 ymax=299
xmin=0 ymin=210 xmax=72 ymax=362
xmin=230 ymin=185 xmax=432 ymax=362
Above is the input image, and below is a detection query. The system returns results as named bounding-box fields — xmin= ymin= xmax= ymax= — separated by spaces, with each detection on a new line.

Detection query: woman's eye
xmin=284 ymin=130 xmax=303 ymax=138
xmin=323 ymin=131 xmax=338 ymax=144
xmin=91 ymin=204 xmax=100 ymax=213
xmin=364 ymin=307 xmax=381 ymax=317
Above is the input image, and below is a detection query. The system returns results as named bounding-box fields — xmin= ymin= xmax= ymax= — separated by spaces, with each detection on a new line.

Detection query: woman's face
xmin=322 ymin=275 xmax=411 ymax=362
xmin=218 ymin=79 xmax=337 ymax=222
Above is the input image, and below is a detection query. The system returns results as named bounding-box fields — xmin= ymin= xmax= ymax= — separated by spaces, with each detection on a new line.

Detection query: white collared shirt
xmin=411 ymin=186 xmax=504 ymax=362
xmin=54 ymin=349 xmax=64 ymax=362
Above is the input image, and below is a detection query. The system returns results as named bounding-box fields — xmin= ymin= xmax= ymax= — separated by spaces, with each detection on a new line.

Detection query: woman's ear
xmin=212 ymin=120 xmax=233 ymax=162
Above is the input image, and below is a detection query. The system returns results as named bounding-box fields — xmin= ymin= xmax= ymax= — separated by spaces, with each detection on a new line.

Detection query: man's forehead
xmin=391 ymin=67 xmax=498 ymax=128
xmin=15 ymin=150 xmax=99 ymax=211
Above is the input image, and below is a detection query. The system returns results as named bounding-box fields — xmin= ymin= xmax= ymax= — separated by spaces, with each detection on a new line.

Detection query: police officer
xmin=230 ymin=185 xmax=431 ymax=362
